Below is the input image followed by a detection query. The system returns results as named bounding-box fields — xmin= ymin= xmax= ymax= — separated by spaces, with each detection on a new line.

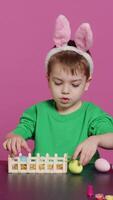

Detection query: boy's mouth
xmin=60 ymin=97 xmax=70 ymax=103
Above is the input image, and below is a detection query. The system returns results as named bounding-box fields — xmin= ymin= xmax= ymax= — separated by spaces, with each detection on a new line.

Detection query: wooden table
xmin=0 ymin=161 xmax=113 ymax=200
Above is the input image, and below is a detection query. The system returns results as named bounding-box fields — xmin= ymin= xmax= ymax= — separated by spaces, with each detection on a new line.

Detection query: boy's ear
xmin=85 ymin=77 xmax=92 ymax=91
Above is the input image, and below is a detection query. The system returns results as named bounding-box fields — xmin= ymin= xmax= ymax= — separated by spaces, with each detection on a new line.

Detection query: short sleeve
xmin=88 ymin=113 xmax=113 ymax=136
xmin=13 ymin=105 xmax=37 ymax=140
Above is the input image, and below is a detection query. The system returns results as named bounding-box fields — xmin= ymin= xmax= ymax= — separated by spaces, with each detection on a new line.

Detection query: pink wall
xmin=0 ymin=0 xmax=113 ymax=161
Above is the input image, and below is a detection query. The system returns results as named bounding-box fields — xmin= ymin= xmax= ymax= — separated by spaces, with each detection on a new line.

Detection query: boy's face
xmin=48 ymin=63 xmax=91 ymax=113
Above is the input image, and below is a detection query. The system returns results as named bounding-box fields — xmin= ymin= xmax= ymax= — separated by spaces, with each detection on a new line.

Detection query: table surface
xmin=0 ymin=161 xmax=113 ymax=200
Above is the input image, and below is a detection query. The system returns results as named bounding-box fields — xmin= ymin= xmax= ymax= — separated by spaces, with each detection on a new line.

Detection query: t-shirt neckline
xmin=49 ymin=100 xmax=86 ymax=121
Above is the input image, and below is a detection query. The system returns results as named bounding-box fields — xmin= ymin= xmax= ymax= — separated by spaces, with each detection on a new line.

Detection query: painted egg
xmin=19 ymin=156 xmax=27 ymax=163
xmin=95 ymin=158 xmax=110 ymax=172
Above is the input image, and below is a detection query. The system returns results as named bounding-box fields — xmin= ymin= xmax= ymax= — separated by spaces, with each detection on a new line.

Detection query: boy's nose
xmin=61 ymin=84 xmax=70 ymax=94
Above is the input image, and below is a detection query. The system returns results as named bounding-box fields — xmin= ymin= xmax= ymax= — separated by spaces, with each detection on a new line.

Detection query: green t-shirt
xmin=13 ymin=100 xmax=113 ymax=163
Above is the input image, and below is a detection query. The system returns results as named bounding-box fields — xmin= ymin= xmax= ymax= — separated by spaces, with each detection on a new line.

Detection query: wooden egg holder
xmin=8 ymin=153 xmax=67 ymax=173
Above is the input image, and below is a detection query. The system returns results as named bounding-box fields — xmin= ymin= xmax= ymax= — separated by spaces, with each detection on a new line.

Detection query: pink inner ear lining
xmin=53 ymin=15 xmax=93 ymax=50
xmin=53 ymin=14 xmax=71 ymax=47
xmin=75 ymin=23 xmax=93 ymax=51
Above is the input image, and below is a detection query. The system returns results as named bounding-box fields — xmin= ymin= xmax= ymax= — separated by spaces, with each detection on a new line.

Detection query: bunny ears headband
xmin=45 ymin=15 xmax=94 ymax=74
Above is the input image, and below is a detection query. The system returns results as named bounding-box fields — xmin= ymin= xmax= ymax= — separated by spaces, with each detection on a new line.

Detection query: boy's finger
xmin=16 ymin=140 xmax=21 ymax=153
xmin=3 ymin=140 xmax=7 ymax=150
xmin=11 ymin=138 xmax=18 ymax=155
xmin=80 ymin=151 xmax=91 ymax=165
xmin=79 ymin=153 xmax=87 ymax=165
xmin=3 ymin=140 xmax=13 ymax=154
xmin=21 ymin=140 xmax=31 ymax=153
xmin=6 ymin=139 xmax=12 ymax=152
xmin=73 ymin=145 xmax=82 ymax=160
xmin=81 ymin=156 xmax=89 ymax=166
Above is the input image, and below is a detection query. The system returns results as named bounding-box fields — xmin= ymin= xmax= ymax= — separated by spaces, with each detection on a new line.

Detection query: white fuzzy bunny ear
xmin=75 ymin=23 xmax=93 ymax=51
xmin=53 ymin=14 xmax=71 ymax=47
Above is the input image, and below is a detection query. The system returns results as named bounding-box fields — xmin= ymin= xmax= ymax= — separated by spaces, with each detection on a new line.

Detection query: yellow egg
xmin=105 ymin=195 xmax=113 ymax=200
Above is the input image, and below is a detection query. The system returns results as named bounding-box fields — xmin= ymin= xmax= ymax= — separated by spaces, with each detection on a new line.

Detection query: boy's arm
xmin=12 ymin=104 xmax=37 ymax=140
xmin=97 ymin=133 xmax=113 ymax=149
xmin=73 ymin=112 xmax=113 ymax=165
xmin=3 ymin=105 xmax=36 ymax=155
xmin=73 ymin=133 xmax=113 ymax=166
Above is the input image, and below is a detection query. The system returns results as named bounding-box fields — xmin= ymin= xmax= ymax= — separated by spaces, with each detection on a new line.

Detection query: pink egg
xmin=95 ymin=158 xmax=110 ymax=172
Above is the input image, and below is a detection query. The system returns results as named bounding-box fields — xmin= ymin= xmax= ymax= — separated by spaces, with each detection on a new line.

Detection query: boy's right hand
xmin=3 ymin=133 xmax=31 ymax=156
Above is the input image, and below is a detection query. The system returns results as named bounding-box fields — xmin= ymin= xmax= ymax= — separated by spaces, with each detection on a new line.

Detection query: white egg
xmin=95 ymin=158 xmax=110 ymax=172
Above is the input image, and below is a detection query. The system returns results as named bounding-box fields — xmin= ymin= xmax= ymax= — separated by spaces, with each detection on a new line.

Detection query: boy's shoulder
xmin=35 ymin=99 xmax=54 ymax=107
xmin=83 ymin=101 xmax=106 ymax=114
xmin=83 ymin=101 xmax=102 ymax=110
xmin=23 ymin=99 xmax=53 ymax=115
xmin=84 ymin=101 xmax=101 ymax=109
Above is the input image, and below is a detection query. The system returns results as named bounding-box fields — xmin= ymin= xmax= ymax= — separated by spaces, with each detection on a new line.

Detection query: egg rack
xmin=8 ymin=153 xmax=67 ymax=173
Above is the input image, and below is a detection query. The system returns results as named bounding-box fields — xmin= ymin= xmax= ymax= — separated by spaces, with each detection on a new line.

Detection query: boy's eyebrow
xmin=52 ymin=77 xmax=82 ymax=82
xmin=52 ymin=77 xmax=63 ymax=81
xmin=71 ymin=79 xmax=82 ymax=82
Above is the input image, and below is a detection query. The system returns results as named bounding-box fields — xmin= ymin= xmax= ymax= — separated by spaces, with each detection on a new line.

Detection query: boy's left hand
xmin=73 ymin=136 xmax=99 ymax=166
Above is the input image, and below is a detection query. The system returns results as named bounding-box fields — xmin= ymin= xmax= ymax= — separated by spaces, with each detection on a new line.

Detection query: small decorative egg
xmin=19 ymin=155 xmax=27 ymax=163
xmin=105 ymin=195 xmax=113 ymax=200
xmin=95 ymin=158 xmax=110 ymax=172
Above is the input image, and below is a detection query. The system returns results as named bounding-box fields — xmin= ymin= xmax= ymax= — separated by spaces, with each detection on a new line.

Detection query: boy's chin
xmin=56 ymin=102 xmax=73 ymax=111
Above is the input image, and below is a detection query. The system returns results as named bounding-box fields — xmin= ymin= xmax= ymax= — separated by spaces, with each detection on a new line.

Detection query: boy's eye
xmin=54 ymin=82 xmax=62 ymax=85
xmin=72 ymin=84 xmax=80 ymax=87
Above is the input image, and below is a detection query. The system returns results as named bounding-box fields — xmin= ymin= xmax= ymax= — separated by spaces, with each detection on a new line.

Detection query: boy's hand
xmin=73 ymin=136 xmax=99 ymax=166
xmin=3 ymin=133 xmax=31 ymax=156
